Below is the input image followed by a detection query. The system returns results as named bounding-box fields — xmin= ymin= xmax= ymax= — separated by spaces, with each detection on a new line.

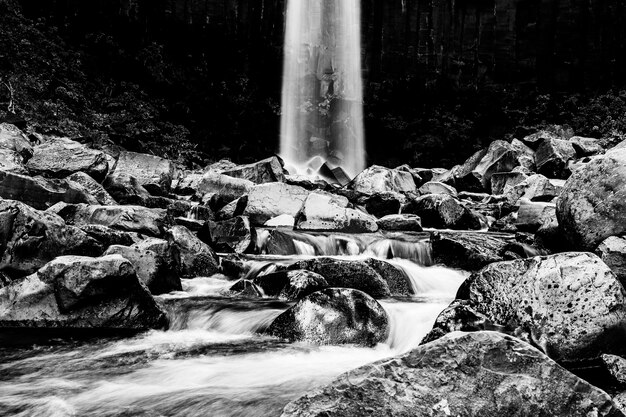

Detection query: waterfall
xmin=280 ymin=0 xmax=365 ymax=178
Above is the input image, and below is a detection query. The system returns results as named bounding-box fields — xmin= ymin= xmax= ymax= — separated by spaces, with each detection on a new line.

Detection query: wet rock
xmin=597 ymin=236 xmax=626 ymax=286
xmin=108 ymin=151 xmax=176 ymax=195
xmin=428 ymin=253 xmax=626 ymax=361
xmin=77 ymin=224 xmax=137 ymax=247
xmin=516 ymin=199 xmax=556 ymax=232
xmin=53 ymin=203 xmax=169 ymax=237
xmin=229 ymin=279 xmax=264 ymax=297
xmin=0 ymin=255 xmax=167 ymax=329
xmin=453 ymin=140 xmax=521 ymax=192
xmin=361 ymin=192 xmax=403 ymax=217
xmin=0 ymin=148 xmax=26 ymax=173
xmin=254 ymin=270 xmax=328 ymax=300
xmin=504 ymin=174 xmax=563 ymax=204
xmin=295 ymin=192 xmax=378 ymax=233
xmin=0 ymin=170 xmax=99 ymax=210
xmin=103 ymin=245 xmax=181 ymax=295
xmin=316 ymin=163 xmax=351 ymax=187
xmin=282 ymin=331 xmax=619 ymax=417
xmin=243 ymin=183 xmax=310 ymax=225
xmin=489 ymin=211 xmax=518 ymax=233
xmin=351 ymin=165 xmax=416 ymax=195
xmin=418 ymin=181 xmax=457 ymax=196
xmin=0 ymin=123 xmax=33 ymax=159
xmin=66 ymin=172 xmax=117 ymax=205
xmin=364 ymin=258 xmax=411 ymax=296
xmin=289 ymin=258 xmax=391 ymax=298
xmin=403 ymin=194 xmax=482 ymax=230
xmin=267 ymin=288 xmax=388 ymax=346
xmin=221 ymin=156 xmax=286 ymax=184
xmin=490 ymin=171 xmax=528 ymax=195
xmin=26 ymin=137 xmax=109 ymax=181
xmin=205 ymin=216 xmax=255 ymax=253
xmin=602 ymin=354 xmax=626 ymax=390
xmin=376 ymin=213 xmax=422 ymax=232
xmin=0 ymin=200 xmax=101 ymax=279
xmin=264 ymin=214 xmax=295 ymax=228
xmin=431 ymin=231 xmax=514 ymax=270
xmin=535 ymin=138 xmax=577 ymax=179
xmin=166 ymin=226 xmax=219 ymax=277
xmin=196 ymin=172 xmax=254 ymax=209
xmin=557 ymin=148 xmax=626 ymax=250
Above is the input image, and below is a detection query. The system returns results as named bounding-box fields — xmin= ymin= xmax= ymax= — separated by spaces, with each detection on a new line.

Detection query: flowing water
xmin=0 ymin=244 xmax=467 ymax=417
xmin=280 ymin=0 xmax=365 ymax=178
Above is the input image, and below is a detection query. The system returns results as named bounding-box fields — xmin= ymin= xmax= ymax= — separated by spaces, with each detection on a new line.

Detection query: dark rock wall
xmin=19 ymin=0 xmax=626 ymax=90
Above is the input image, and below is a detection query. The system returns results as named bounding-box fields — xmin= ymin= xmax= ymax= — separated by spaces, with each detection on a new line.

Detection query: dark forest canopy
xmin=2 ymin=0 xmax=626 ymax=168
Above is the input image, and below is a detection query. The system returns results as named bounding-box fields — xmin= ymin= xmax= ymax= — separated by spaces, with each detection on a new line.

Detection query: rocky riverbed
xmin=1 ymin=122 xmax=626 ymax=415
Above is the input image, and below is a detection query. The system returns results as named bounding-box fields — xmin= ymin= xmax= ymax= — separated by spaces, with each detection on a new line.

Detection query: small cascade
xmin=387 ymin=259 xmax=469 ymax=297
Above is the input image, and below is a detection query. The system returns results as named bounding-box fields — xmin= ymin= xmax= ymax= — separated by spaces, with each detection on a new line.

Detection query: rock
xmin=267 ymin=288 xmax=388 ymax=346
xmin=504 ymin=174 xmax=562 ymax=204
xmin=361 ymin=192 xmax=403 ymax=217
xmin=26 ymin=137 xmax=109 ymax=181
xmin=103 ymin=245 xmax=181 ymax=295
xmin=77 ymin=224 xmax=137 ymax=247
xmin=418 ymin=181 xmax=457 ymax=196
xmin=196 ymin=172 xmax=254 ymax=208
xmin=522 ymin=126 xmax=574 ymax=149
xmin=376 ymin=214 xmax=422 ymax=232
xmin=289 ymin=258 xmax=390 ymax=298
xmin=253 ymin=270 xmax=328 ymax=300
xmin=351 ymin=165 xmax=416 ymax=195
xmin=0 ymin=255 xmax=167 ymax=329
xmin=316 ymin=163 xmax=351 ymax=187
xmin=102 ymin=171 xmax=152 ymax=204
xmin=364 ymin=258 xmax=411 ymax=296
xmin=0 ymin=170 xmax=99 ymax=210
xmin=0 ymin=200 xmax=101 ymax=279
xmin=491 ymin=171 xmax=528 ymax=195
xmin=428 ymin=253 xmax=626 ymax=361
xmin=282 ymin=331 xmax=619 ymax=417
xmin=229 ymin=279 xmax=263 ymax=297
xmin=205 ymin=216 xmax=255 ymax=253
xmin=570 ymin=136 xmax=604 ymax=157
xmin=557 ymin=148 xmax=626 ymax=250
xmin=597 ymin=237 xmax=626 ymax=286
xmin=172 ymin=171 xmax=203 ymax=195
xmin=535 ymin=138 xmax=577 ymax=179
xmin=510 ymin=138 xmax=537 ymax=171
xmin=431 ymin=231 xmax=514 ymax=270
xmin=215 ymin=196 xmax=247 ymax=221
xmin=54 ymin=204 xmax=169 ymax=237
xmin=264 ymin=214 xmax=295 ymax=227
xmin=0 ymin=148 xmax=26 ymax=173
xmin=66 ymin=172 xmax=117 ymax=205
xmin=166 ymin=226 xmax=219 ymax=277
xmin=109 ymin=151 xmax=176 ymax=194
xmin=454 ymin=140 xmax=521 ymax=192
xmin=403 ymin=194 xmax=482 ymax=230
xmin=295 ymin=192 xmax=378 ymax=233
xmin=284 ymin=174 xmax=329 ymax=191
xmin=516 ymin=199 xmax=556 ymax=232
xmin=221 ymin=156 xmax=286 ymax=184
xmin=602 ymin=354 xmax=626 ymax=390
xmin=243 ymin=182 xmax=310 ymax=225
xmin=0 ymin=123 xmax=33 ymax=159
xmin=489 ymin=211 xmax=518 ymax=233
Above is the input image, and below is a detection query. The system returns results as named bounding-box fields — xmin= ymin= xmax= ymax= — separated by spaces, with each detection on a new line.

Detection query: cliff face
xmin=19 ymin=0 xmax=626 ymax=90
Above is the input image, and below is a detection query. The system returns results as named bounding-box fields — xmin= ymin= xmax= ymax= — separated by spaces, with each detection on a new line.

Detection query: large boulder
xmin=289 ymin=258 xmax=390 ymax=298
xmin=491 ymin=171 xmax=528 ymax=195
xmin=103 ymin=245 xmax=181 ymax=295
xmin=0 ymin=170 xmax=99 ymax=210
xmin=376 ymin=213 xmax=422 ymax=232
xmin=267 ymin=288 xmax=389 ymax=346
xmin=253 ymin=269 xmax=328 ymax=300
xmin=66 ymin=172 xmax=117 ymax=205
xmin=504 ymin=174 xmax=563 ymax=204
xmin=0 ymin=148 xmax=26 ymax=174
xmin=557 ymin=148 xmax=626 ymax=250
xmin=53 ymin=203 xmax=169 ymax=237
xmin=418 ymin=181 xmax=457 ymax=196
xmin=0 ymin=123 xmax=33 ymax=159
xmin=351 ymin=165 xmax=416 ymax=195
xmin=282 ymin=331 xmax=620 ymax=417
xmin=221 ymin=156 xmax=286 ymax=184
xmin=166 ymin=226 xmax=219 ymax=277
xmin=453 ymin=140 xmax=521 ymax=192
xmin=403 ymin=193 xmax=482 ymax=230
xmin=427 ymin=253 xmax=626 ymax=361
xmin=535 ymin=138 xmax=577 ymax=179
xmin=361 ymin=192 xmax=404 ymax=217
xmin=295 ymin=192 xmax=378 ymax=233
xmin=516 ymin=199 xmax=556 ymax=232
xmin=597 ymin=237 xmax=626 ymax=287
xmin=196 ymin=172 xmax=254 ymax=209
xmin=364 ymin=258 xmax=412 ymax=296
xmin=0 ymin=200 xmax=101 ymax=279
xmin=243 ymin=182 xmax=310 ymax=225
xmin=204 ymin=216 xmax=255 ymax=253
xmin=0 ymin=255 xmax=167 ymax=329
xmin=26 ymin=137 xmax=109 ymax=181
xmin=430 ymin=231 xmax=514 ymax=270
xmin=108 ymin=151 xmax=176 ymax=194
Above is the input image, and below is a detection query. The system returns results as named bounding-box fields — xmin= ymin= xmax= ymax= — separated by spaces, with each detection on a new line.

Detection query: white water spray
xmin=280 ymin=0 xmax=365 ymax=178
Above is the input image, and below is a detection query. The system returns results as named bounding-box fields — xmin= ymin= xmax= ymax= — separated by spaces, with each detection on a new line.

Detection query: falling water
xmin=280 ymin=0 xmax=365 ymax=178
